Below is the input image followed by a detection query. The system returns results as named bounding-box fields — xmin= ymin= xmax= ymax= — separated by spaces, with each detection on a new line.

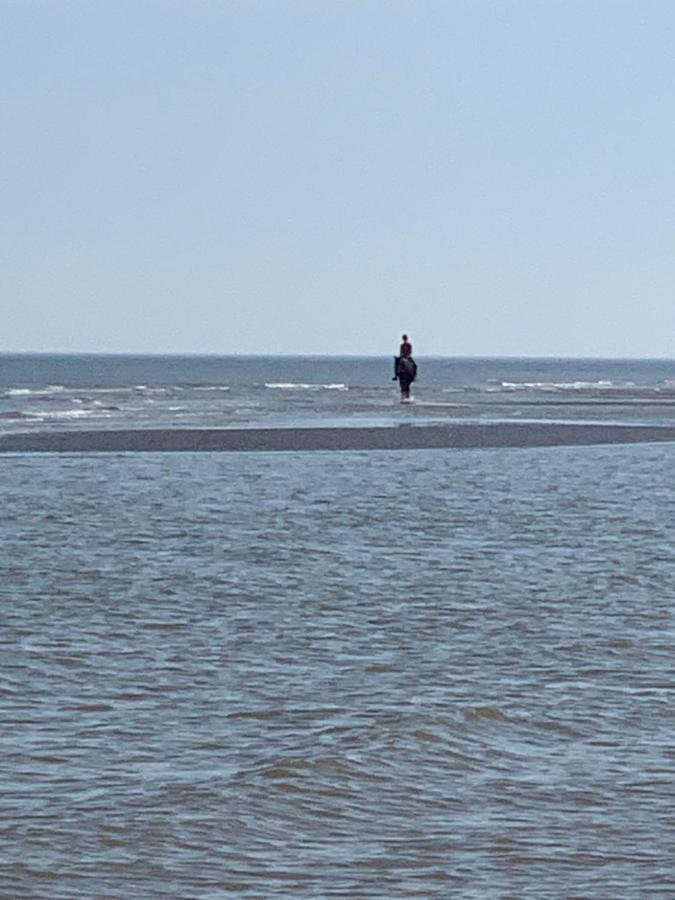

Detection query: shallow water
xmin=3 ymin=442 xmax=675 ymax=897
xmin=3 ymin=355 xmax=675 ymax=432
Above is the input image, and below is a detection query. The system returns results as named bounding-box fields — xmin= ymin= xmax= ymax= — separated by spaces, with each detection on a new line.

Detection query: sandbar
xmin=2 ymin=422 xmax=675 ymax=453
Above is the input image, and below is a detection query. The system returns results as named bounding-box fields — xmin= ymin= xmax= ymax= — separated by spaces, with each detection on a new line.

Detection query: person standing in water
xmin=393 ymin=333 xmax=417 ymax=400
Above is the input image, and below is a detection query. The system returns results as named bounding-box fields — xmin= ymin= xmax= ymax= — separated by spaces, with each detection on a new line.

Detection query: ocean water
xmin=3 ymin=354 xmax=675 ymax=432
xmin=3 ymin=356 xmax=675 ymax=897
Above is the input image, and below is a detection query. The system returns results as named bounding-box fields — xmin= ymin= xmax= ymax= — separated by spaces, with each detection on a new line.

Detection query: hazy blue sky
xmin=3 ymin=0 xmax=674 ymax=356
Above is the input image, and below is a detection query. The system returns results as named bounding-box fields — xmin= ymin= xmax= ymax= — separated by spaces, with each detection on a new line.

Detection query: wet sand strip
xmin=2 ymin=423 xmax=675 ymax=453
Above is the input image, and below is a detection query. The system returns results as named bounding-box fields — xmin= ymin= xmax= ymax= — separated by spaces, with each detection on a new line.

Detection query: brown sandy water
xmin=3 ymin=442 xmax=675 ymax=896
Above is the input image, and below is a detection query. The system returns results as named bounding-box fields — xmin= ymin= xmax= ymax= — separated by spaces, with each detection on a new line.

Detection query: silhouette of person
xmin=393 ymin=333 xmax=417 ymax=399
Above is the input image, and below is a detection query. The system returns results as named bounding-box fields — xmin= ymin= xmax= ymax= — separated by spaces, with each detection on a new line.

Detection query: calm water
xmin=3 ymin=439 xmax=675 ymax=897
xmin=3 ymin=354 xmax=675 ymax=431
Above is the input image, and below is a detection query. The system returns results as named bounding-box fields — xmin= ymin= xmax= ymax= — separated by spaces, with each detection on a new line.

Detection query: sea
xmin=2 ymin=354 xmax=675 ymax=898
xmin=3 ymin=354 xmax=675 ymax=432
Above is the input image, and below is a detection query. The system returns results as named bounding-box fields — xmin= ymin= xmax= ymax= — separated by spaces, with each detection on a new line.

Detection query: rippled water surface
xmin=3 ymin=443 xmax=675 ymax=897
xmin=4 ymin=354 xmax=675 ymax=431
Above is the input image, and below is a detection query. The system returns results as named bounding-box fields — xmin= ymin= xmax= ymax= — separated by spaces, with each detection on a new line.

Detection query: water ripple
xmin=2 ymin=444 xmax=675 ymax=896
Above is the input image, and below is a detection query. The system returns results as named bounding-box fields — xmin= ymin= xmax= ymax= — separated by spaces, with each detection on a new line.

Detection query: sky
xmin=2 ymin=0 xmax=675 ymax=357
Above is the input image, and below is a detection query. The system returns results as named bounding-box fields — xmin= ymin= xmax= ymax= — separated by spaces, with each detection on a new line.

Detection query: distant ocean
xmin=3 ymin=354 xmax=675 ymax=431
xmin=3 ymin=354 xmax=675 ymax=897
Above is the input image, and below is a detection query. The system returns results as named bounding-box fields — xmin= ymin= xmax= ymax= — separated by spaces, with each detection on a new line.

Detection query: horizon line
xmin=1 ymin=350 xmax=674 ymax=362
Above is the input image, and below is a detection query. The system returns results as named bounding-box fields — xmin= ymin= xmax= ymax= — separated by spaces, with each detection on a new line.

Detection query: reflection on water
xmin=2 ymin=443 xmax=675 ymax=896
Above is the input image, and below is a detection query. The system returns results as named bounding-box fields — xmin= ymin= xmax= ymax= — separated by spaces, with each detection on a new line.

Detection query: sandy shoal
xmin=2 ymin=422 xmax=675 ymax=453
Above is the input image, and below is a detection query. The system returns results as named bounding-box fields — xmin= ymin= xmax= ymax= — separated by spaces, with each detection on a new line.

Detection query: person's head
xmin=402 ymin=334 xmax=408 ymax=342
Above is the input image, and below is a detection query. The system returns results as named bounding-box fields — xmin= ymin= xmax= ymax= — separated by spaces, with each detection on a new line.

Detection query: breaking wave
xmin=499 ymin=380 xmax=615 ymax=392
xmin=264 ymin=383 xmax=348 ymax=391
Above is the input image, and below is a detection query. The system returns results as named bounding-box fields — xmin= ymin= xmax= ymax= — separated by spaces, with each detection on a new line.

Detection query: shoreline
xmin=2 ymin=422 xmax=675 ymax=453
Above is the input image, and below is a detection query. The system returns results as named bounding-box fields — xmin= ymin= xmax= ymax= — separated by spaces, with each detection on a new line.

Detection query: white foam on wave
xmin=80 ymin=387 xmax=131 ymax=395
xmin=500 ymin=380 xmax=615 ymax=392
xmin=265 ymin=383 xmax=348 ymax=391
xmin=91 ymin=400 xmax=121 ymax=410
xmin=5 ymin=385 xmax=65 ymax=397
xmin=133 ymin=385 xmax=174 ymax=395
xmin=76 ymin=386 xmax=180 ymax=397
xmin=28 ymin=407 xmax=119 ymax=422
